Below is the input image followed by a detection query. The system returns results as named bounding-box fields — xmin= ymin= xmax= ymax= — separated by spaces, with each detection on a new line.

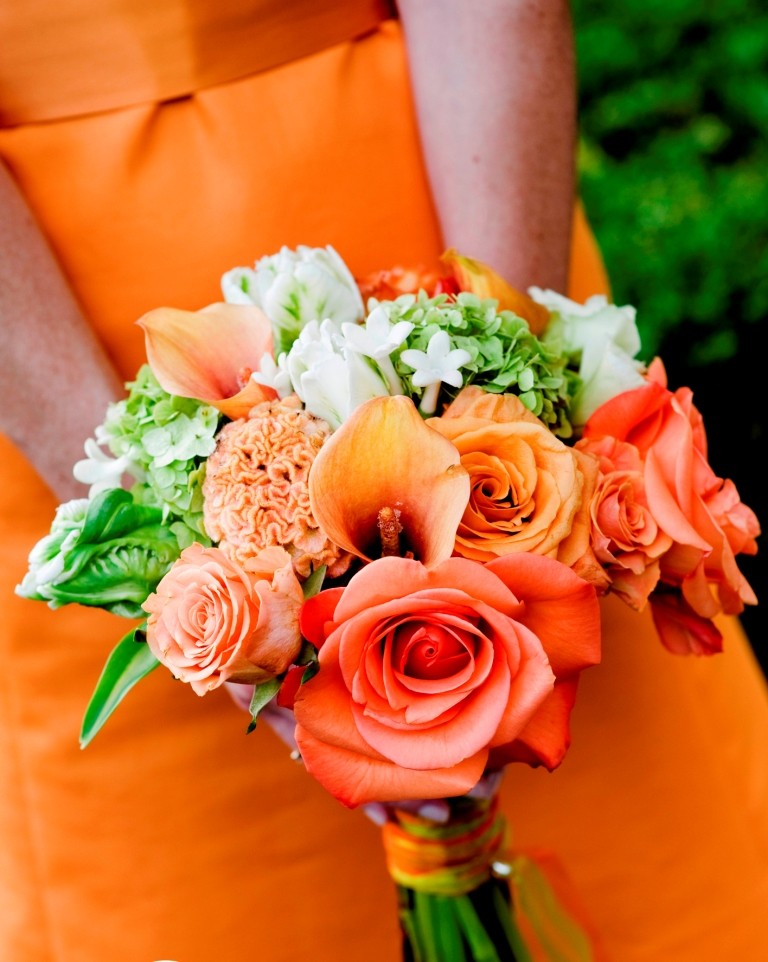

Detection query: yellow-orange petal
xmin=137 ymin=302 xmax=276 ymax=418
xmin=441 ymin=249 xmax=551 ymax=336
xmin=308 ymin=395 xmax=469 ymax=566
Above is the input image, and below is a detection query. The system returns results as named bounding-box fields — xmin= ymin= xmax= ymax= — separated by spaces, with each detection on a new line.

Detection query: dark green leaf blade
xmin=80 ymin=624 xmax=159 ymax=748
xmin=246 ymin=677 xmax=282 ymax=733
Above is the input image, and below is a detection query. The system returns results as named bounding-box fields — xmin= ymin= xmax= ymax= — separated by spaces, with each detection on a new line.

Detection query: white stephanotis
xmin=400 ymin=330 xmax=473 ymax=415
xmin=530 ymin=287 xmax=647 ymax=426
xmin=285 ymin=319 xmax=389 ymax=430
xmin=73 ymin=438 xmax=142 ymax=496
xmin=341 ymin=305 xmax=413 ymax=394
xmin=221 ymin=245 xmax=365 ymax=358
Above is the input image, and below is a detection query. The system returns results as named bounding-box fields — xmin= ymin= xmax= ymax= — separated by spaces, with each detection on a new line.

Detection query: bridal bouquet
xmin=18 ymin=245 xmax=759 ymax=961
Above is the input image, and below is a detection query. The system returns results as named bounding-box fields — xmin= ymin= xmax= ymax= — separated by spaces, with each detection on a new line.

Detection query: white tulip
xmin=222 ymin=245 xmax=364 ymax=357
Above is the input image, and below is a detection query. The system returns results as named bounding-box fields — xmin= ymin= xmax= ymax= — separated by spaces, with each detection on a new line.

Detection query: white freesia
xmin=341 ymin=305 xmax=413 ymax=394
xmin=73 ymin=438 xmax=141 ymax=496
xmin=530 ymin=287 xmax=646 ymax=426
xmin=222 ymin=245 xmax=365 ymax=357
xmin=251 ymin=351 xmax=293 ymax=398
xmin=285 ymin=319 xmax=389 ymax=430
xmin=400 ymin=330 xmax=473 ymax=415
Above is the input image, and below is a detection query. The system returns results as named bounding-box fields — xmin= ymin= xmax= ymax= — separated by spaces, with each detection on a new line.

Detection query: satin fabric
xmin=1 ymin=8 xmax=766 ymax=962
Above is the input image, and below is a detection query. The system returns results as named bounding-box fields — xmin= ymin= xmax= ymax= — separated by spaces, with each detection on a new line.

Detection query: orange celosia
xmin=203 ymin=398 xmax=351 ymax=578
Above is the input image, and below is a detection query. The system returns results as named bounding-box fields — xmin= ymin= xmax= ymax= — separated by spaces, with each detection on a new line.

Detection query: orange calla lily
xmin=441 ymin=249 xmax=551 ymax=336
xmin=308 ymin=395 xmax=470 ymax=566
xmin=137 ymin=303 xmax=277 ymax=419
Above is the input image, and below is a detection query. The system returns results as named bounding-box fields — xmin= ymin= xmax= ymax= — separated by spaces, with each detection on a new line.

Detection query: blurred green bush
xmin=573 ymin=0 xmax=768 ymax=362
xmin=572 ymin=0 xmax=767 ymax=661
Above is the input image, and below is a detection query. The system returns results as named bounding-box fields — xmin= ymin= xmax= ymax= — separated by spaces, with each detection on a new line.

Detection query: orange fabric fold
xmin=0 ymin=0 xmax=395 ymax=125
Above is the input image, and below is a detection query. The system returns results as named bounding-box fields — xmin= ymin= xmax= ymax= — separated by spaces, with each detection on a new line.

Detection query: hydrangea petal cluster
xmin=78 ymin=365 xmax=219 ymax=539
xmin=372 ymin=291 xmax=573 ymax=435
xmin=203 ymin=397 xmax=351 ymax=578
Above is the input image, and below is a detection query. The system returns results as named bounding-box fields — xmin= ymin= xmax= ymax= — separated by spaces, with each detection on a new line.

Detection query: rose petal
xmin=486 ymin=553 xmax=601 ymax=676
xmin=489 ymin=678 xmax=579 ymax=770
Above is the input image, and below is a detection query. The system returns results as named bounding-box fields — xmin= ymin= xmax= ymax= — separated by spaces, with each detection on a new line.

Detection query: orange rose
xmin=356 ymin=265 xmax=440 ymax=303
xmin=575 ymin=434 xmax=672 ymax=610
xmin=429 ymin=387 xmax=606 ymax=588
xmin=584 ymin=360 xmax=759 ymax=651
xmin=143 ymin=543 xmax=303 ymax=694
xmin=293 ymin=554 xmax=600 ymax=807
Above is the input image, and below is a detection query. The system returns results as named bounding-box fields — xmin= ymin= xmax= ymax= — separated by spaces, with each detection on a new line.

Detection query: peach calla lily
xmin=308 ymin=395 xmax=470 ymax=566
xmin=441 ymin=249 xmax=551 ymax=336
xmin=137 ymin=303 xmax=277 ymax=419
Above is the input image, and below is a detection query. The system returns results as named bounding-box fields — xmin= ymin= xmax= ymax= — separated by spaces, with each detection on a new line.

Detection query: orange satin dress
xmin=1 ymin=4 xmax=766 ymax=961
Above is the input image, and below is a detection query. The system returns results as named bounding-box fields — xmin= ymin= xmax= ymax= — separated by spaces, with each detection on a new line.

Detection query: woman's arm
xmin=397 ymin=0 xmax=577 ymax=293
xmin=0 ymin=162 xmax=124 ymax=501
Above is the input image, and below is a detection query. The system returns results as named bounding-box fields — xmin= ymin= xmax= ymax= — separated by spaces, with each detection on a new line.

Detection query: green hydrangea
xmin=374 ymin=292 xmax=576 ymax=437
xmin=98 ymin=365 xmax=220 ymax=538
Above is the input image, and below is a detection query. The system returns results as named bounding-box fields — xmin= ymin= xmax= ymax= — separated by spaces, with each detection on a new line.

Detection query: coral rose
xmin=293 ymin=554 xmax=600 ymax=807
xmin=429 ymin=387 xmax=606 ymax=588
xmin=575 ymin=434 xmax=673 ymax=610
xmin=584 ymin=359 xmax=759 ymax=651
xmin=143 ymin=543 xmax=303 ymax=695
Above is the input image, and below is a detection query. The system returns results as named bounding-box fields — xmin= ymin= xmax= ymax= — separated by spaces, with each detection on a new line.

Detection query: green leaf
xmin=246 ymin=677 xmax=281 ymax=733
xmin=80 ymin=623 xmax=159 ymax=748
xmin=301 ymin=661 xmax=320 ymax=685
xmin=301 ymin=565 xmax=327 ymax=599
xmin=296 ymin=639 xmax=319 ymax=667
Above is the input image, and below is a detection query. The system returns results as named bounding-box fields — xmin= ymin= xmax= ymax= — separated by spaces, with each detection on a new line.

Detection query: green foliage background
xmin=572 ymin=0 xmax=767 ymax=661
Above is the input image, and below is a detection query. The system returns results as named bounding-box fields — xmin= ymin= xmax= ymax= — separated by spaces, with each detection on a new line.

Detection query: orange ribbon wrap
xmin=381 ymin=796 xmax=507 ymax=897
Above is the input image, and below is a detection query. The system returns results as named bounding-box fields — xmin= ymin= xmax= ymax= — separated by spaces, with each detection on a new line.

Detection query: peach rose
xmin=293 ymin=554 xmax=600 ymax=807
xmin=575 ymin=434 xmax=673 ymax=610
xmin=143 ymin=543 xmax=303 ymax=695
xmin=584 ymin=360 xmax=759 ymax=651
xmin=429 ymin=387 xmax=607 ymax=588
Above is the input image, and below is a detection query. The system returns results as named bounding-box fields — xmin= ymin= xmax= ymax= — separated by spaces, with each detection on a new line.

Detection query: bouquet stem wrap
xmin=383 ymin=795 xmax=530 ymax=962
xmin=383 ymin=795 xmax=599 ymax=962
